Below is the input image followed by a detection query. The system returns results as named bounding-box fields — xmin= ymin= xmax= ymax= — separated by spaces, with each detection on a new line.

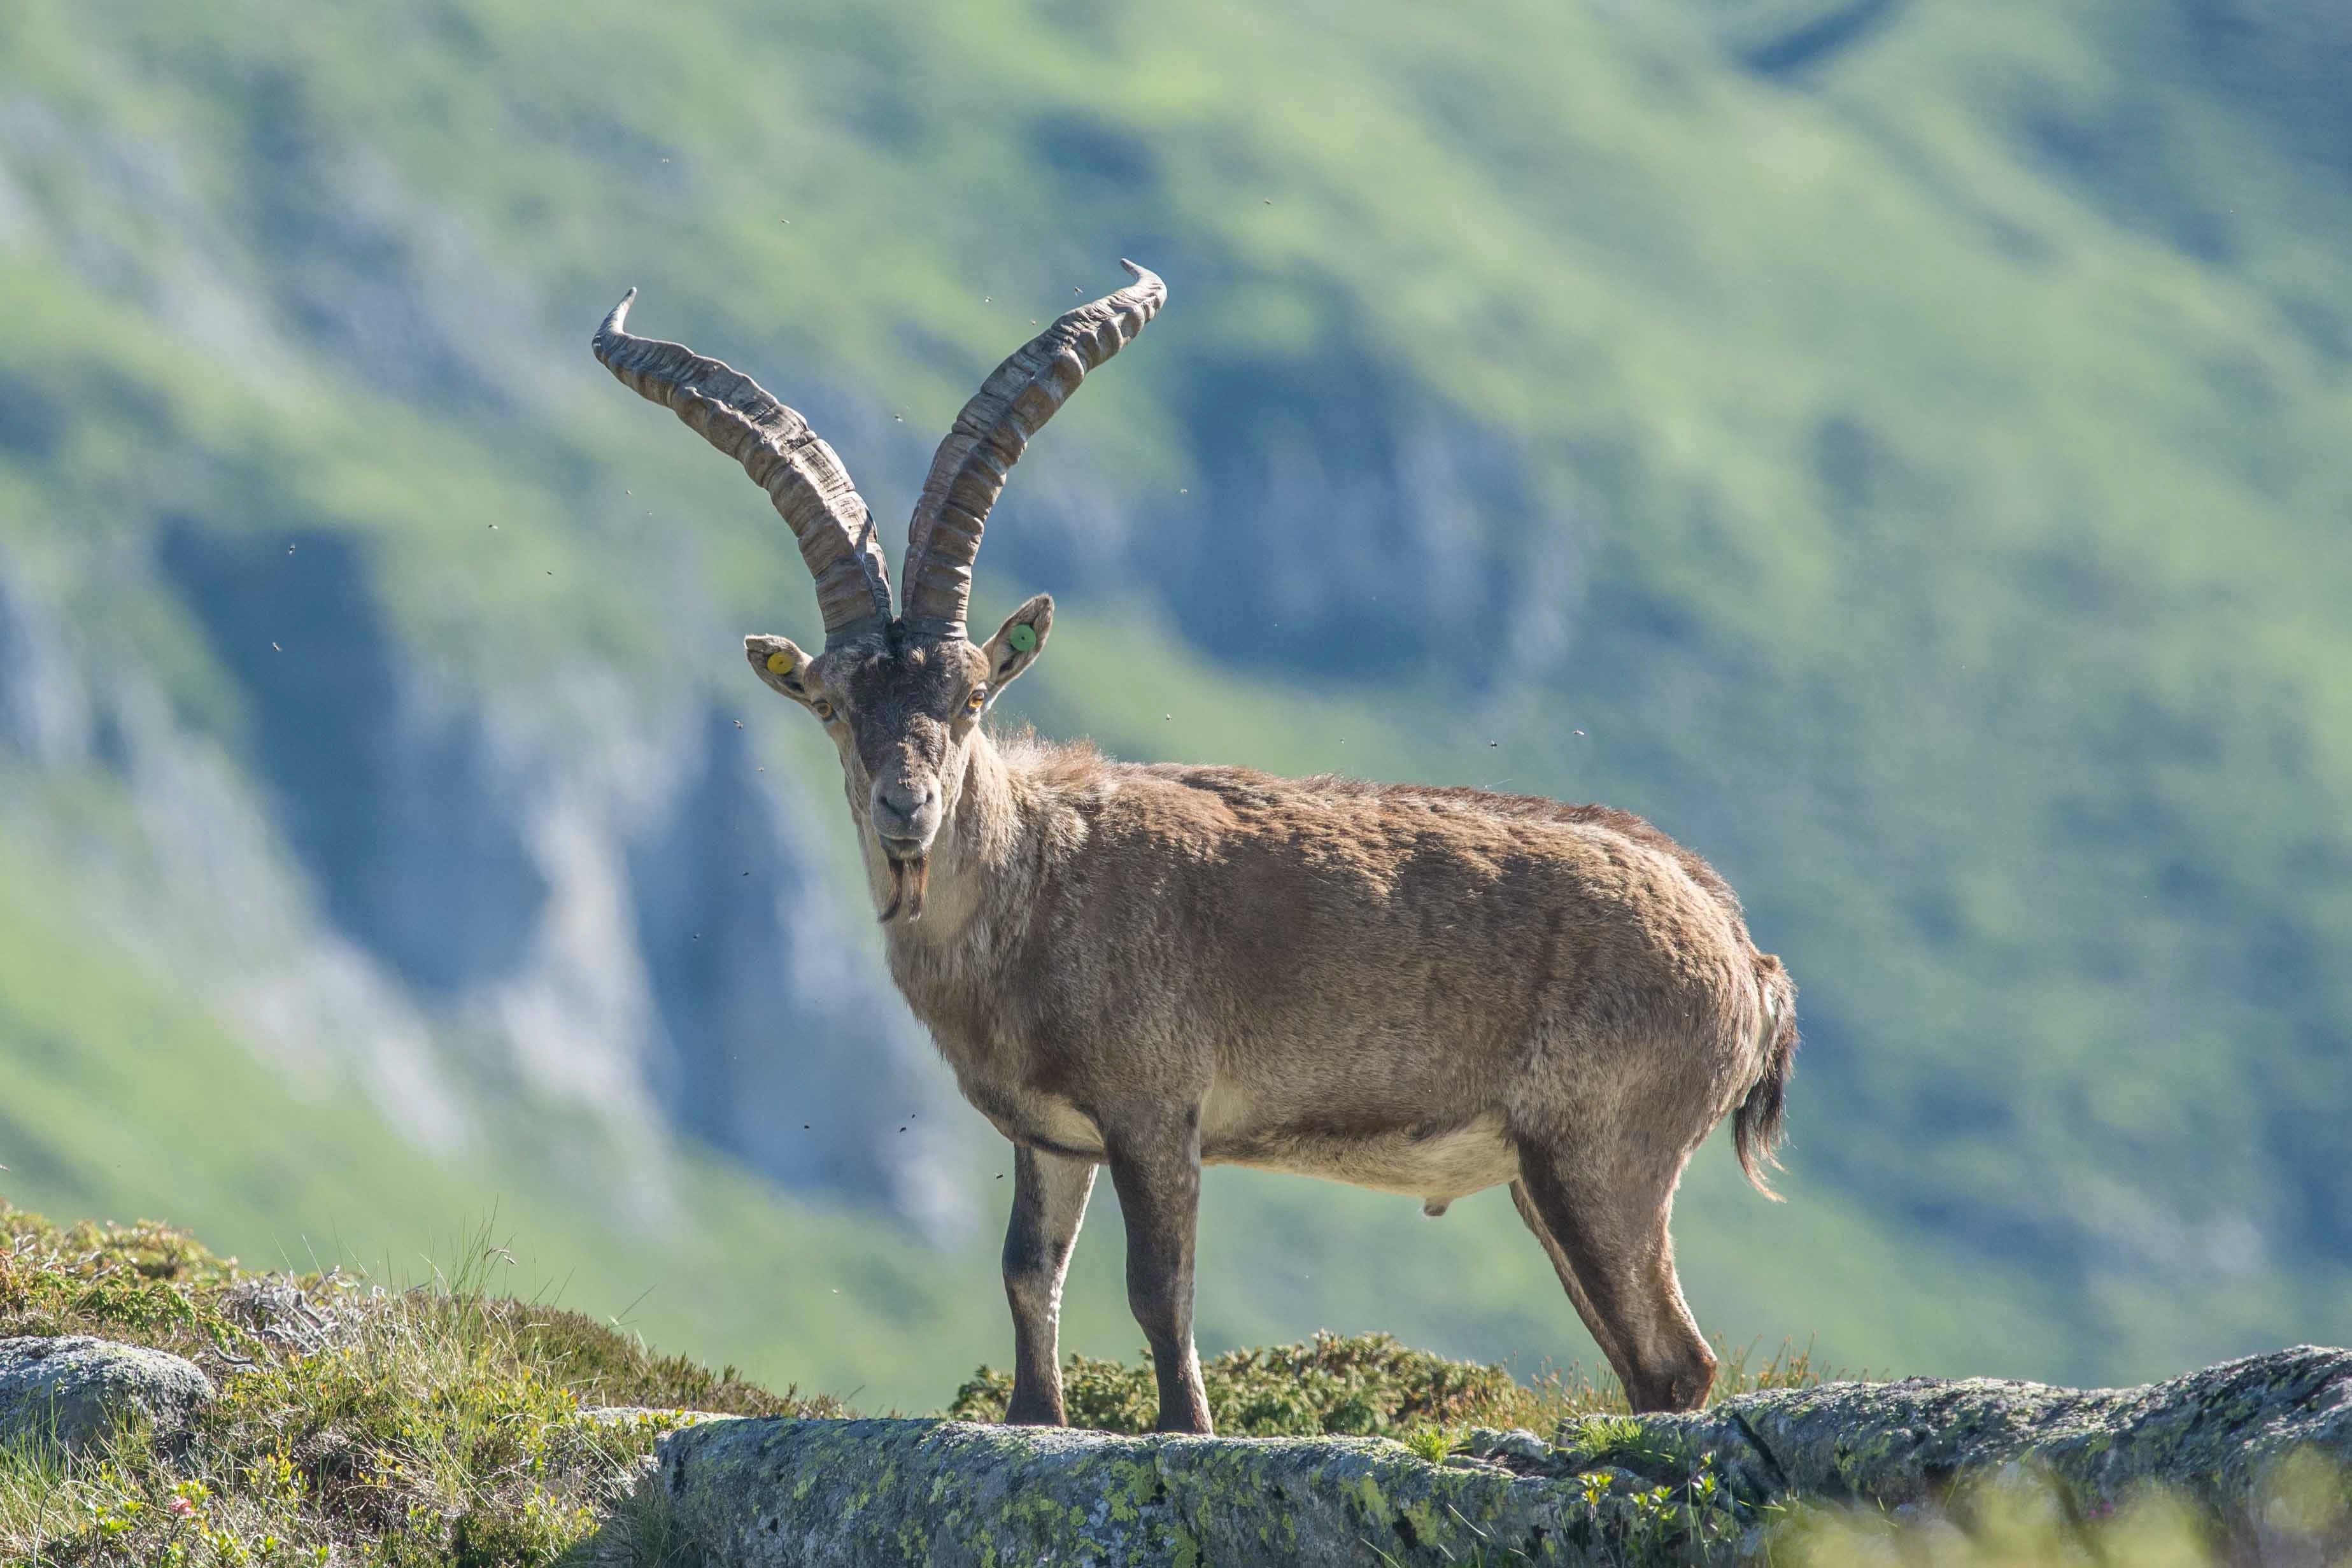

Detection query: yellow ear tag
xmin=766 ymin=651 xmax=793 ymax=676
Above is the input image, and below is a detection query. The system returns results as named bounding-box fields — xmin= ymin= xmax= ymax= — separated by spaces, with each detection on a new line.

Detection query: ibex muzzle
xmin=596 ymin=263 xmax=1800 ymax=1430
xmin=870 ymin=773 xmax=937 ymax=849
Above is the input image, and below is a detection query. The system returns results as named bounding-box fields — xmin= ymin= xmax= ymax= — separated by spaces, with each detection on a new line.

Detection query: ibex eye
xmin=812 ymin=699 xmax=834 ymax=720
xmin=965 ymin=688 xmax=988 ymax=714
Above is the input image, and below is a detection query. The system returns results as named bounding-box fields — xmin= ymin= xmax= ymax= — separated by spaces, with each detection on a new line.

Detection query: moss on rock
xmin=627 ymin=1348 xmax=2352 ymax=1567
xmin=634 ymin=1414 xmax=1745 ymax=1567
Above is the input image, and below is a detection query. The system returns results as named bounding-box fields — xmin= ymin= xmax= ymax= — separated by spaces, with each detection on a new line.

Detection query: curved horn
xmin=594 ymin=291 xmax=894 ymax=644
xmin=900 ymin=260 xmax=1165 ymax=636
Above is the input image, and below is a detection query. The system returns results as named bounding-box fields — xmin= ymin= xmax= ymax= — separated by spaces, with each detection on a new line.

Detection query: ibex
xmin=593 ymin=262 xmax=1798 ymax=1428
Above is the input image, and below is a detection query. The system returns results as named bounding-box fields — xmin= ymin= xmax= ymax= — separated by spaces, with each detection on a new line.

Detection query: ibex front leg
xmin=1002 ymin=1145 xmax=1097 ymax=1425
xmin=1104 ymin=1110 xmax=1213 ymax=1434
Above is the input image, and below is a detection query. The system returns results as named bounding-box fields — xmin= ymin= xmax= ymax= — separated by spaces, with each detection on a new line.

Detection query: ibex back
xmin=594 ymin=262 xmax=1799 ymax=1429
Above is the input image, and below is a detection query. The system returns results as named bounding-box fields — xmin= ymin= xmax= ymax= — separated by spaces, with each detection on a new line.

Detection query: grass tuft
xmin=1398 ymin=1423 xmax=1459 ymax=1464
xmin=0 ymin=1205 xmax=835 ymax=1565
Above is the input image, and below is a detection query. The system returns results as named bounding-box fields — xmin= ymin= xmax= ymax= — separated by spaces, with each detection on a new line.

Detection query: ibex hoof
xmin=1422 ymin=1199 xmax=1450 ymax=1218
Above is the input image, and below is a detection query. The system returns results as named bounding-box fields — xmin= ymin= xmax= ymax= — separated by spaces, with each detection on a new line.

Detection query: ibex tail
xmin=1733 ymin=952 xmax=1799 ymax=1200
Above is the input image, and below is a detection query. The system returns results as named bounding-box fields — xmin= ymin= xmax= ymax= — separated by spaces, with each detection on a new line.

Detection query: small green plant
xmin=1561 ymin=1413 xmax=1650 ymax=1466
xmin=1399 ymin=1423 xmax=1458 ymax=1464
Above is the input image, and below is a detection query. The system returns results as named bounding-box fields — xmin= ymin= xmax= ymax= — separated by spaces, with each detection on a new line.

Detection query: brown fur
xmin=742 ymin=618 xmax=1797 ymax=1427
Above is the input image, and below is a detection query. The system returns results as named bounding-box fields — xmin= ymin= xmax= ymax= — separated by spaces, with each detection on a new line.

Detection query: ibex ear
xmin=981 ymin=594 xmax=1053 ymax=689
xmin=744 ymin=634 xmax=824 ymax=713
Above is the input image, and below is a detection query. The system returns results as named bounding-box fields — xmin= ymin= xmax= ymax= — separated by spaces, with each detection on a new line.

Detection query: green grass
xmin=0 ymin=1210 xmax=840 ymax=1567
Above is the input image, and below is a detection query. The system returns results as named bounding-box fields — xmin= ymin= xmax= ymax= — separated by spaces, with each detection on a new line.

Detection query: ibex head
xmin=593 ymin=262 xmax=1164 ymax=922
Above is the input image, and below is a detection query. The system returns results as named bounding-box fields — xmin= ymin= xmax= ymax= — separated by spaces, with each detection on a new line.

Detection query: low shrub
xmin=947 ymin=1329 xmax=1834 ymax=1439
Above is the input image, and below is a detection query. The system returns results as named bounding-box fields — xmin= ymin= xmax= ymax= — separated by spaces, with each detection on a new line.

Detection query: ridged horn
xmin=900 ymin=260 xmax=1166 ymax=636
xmin=594 ymin=291 xmax=894 ymax=644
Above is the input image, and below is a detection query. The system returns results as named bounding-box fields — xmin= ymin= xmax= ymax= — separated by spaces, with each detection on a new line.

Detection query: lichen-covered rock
xmin=0 ymin=1335 xmax=215 ymax=1454
xmin=644 ymin=1415 xmax=1715 ymax=1567
xmin=629 ymin=1347 xmax=2352 ymax=1566
xmin=1631 ymin=1343 xmax=2352 ymax=1525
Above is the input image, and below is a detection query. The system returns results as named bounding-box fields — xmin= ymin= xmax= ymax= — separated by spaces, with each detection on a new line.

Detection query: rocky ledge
xmin=620 ymin=1346 xmax=2352 ymax=1566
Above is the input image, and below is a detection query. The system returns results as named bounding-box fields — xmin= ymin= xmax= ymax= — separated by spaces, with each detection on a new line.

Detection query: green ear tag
xmin=766 ymin=650 xmax=794 ymax=676
xmin=1007 ymin=623 xmax=1038 ymax=654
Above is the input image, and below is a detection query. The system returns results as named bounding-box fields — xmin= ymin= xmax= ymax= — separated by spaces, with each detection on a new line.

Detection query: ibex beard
xmin=595 ymin=261 xmax=1800 ymax=1431
xmin=878 ymin=854 xmax=927 ymax=924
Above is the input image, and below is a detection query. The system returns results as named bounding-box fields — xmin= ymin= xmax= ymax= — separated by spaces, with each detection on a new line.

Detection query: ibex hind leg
xmin=1512 ymin=1139 xmax=1717 ymax=1413
xmin=1508 ymin=1178 xmax=1629 ymax=1376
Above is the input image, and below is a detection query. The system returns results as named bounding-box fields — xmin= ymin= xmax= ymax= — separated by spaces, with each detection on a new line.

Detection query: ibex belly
xmin=967 ymin=1078 xmax=1520 ymax=1209
xmin=1200 ymin=1088 xmax=1519 ymax=1212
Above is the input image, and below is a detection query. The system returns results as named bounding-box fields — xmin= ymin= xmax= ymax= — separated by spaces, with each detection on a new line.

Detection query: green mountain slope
xmin=0 ymin=0 xmax=2346 ymax=1406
